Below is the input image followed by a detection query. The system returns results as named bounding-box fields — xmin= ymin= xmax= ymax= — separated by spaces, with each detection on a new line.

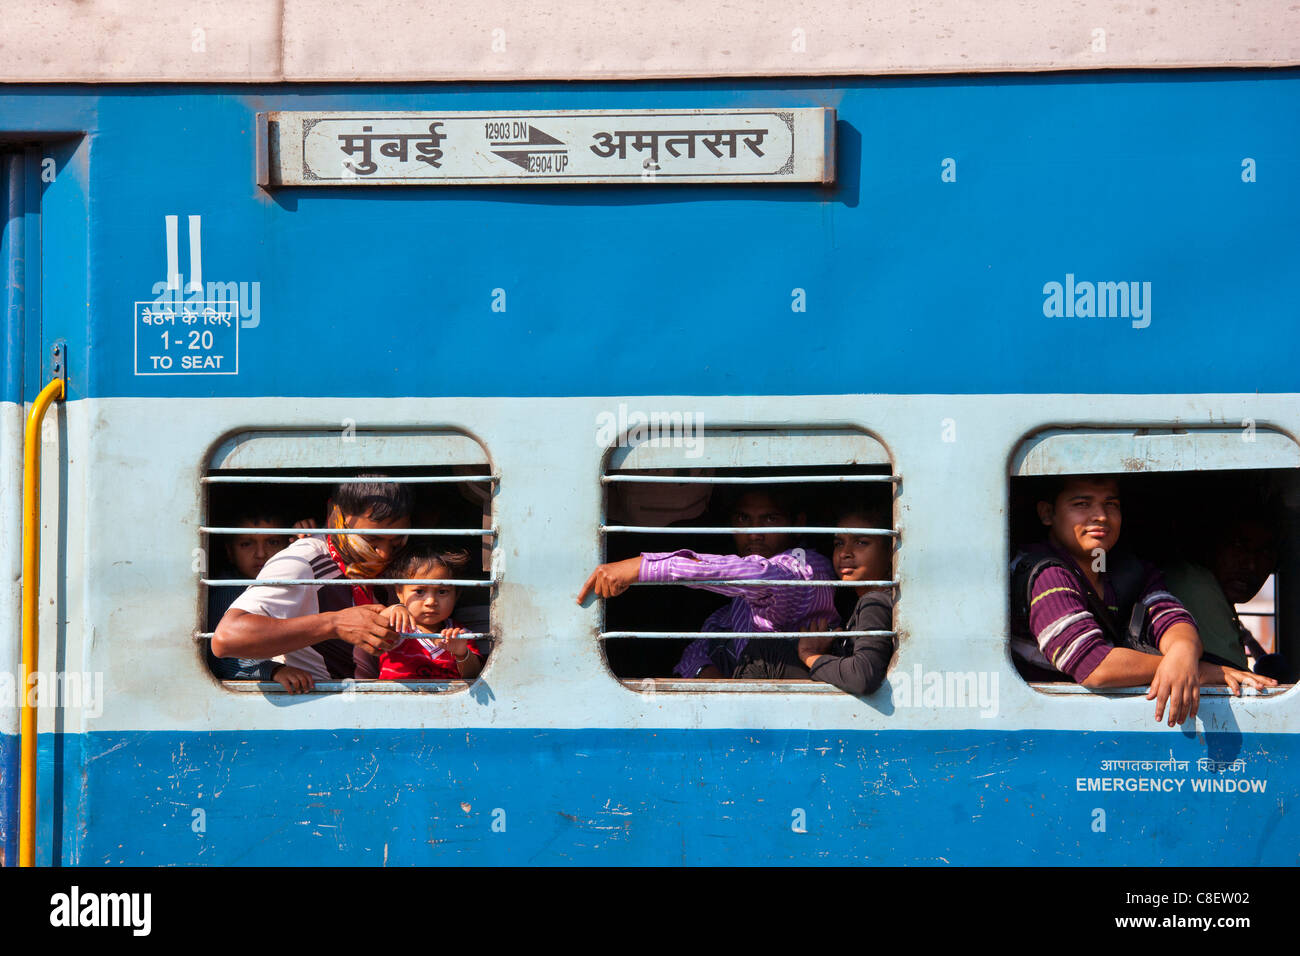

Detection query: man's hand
xmin=292 ymin=517 xmax=318 ymax=540
xmin=577 ymin=557 xmax=643 ymax=603
xmin=381 ymin=604 xmax=417 ymax=635
xmin=1148 ymin=642 xmax=1200 ymax=726
xmin=271 ymin=664 xmax=315 ymax=694
xmin=1205 ymin=663 xmax=1277 ymax=696
xmin=331 ymin=604 xmax=398 ymax=656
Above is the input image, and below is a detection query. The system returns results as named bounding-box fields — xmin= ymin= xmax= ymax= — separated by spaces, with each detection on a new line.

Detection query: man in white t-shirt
xmin=213 ymin=477 xmax=413 ymax=688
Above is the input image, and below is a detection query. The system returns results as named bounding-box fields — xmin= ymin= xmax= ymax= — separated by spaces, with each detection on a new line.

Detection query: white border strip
xmin=28 ymin=393 xmax=1300 ymax=735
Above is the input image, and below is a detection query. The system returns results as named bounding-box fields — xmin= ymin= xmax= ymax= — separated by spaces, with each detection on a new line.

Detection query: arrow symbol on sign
xmin=490 ymin=125 xmax=566 ymax=170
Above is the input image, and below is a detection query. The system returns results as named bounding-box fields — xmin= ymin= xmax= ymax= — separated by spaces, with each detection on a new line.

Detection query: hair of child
xmin=386 ymin=543 xmax=472 ymax=582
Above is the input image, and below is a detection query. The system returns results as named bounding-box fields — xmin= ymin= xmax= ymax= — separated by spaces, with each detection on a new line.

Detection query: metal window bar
xmin=201 ymin=578 xmax=495 ymax=587
xmin=200 ymin=526 xmax=495 ymax=536
xmin=627 ymin=578 xmax=896 ymax=588
xmin=602 ymin=474 xmax=897 ymax=484
xmin=621 ymin=678 xmax=847 ymax=694
xmin=1237 ymin=611 xmax=1274 ymax=617
xmin=600 ymin=630 xmax=896 ymax=639
xmin=602 ymin=525 xmax=894 ymax=536
xmin=201 ymin=475 xmax=496 ymax=484
xmin=221 ymin=680 xmax=473 ymax=693
xmin=1031 ymin=683 xmax=1288 ymax=697
xmin=194 ymin=630 xmax=490 ymax=641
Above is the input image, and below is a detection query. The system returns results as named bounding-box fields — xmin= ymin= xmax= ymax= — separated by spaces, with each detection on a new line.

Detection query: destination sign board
xmin=260 ymin=108 xmax=835 ymax=186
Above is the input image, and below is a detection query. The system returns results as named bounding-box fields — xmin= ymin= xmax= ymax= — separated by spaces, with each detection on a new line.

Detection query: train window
xmin=1008 ymin=427 xmax=1298 ymax=694
xmin=597 ymin=426 xmax=899 ymax=692
xmin=198 ymin=429 xmax=496 ymax=694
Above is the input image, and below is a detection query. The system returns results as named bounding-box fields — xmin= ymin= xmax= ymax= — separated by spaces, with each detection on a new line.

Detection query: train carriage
xmin=1 ymin=1 xmax=1299 ymax=866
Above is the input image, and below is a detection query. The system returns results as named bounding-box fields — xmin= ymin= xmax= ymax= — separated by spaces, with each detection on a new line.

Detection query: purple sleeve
xmin=672 ymin=605 xmax=732 ymax=677
xmin=1027 ymin=566 xmax=1112 ymax=682
xmin=642 ymin=548 xmax=838 ymax=634
xmin=639 ymin=550 xmax=802 ymax=593
xmin=1139 ymin=566 xmax=1197 ymax=644
xmin=674 ymin=639 xmax=716 ymax=678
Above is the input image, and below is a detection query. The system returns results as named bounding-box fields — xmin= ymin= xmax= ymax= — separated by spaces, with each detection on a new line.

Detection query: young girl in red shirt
xmin=379 ymin=545 xmax=484 ymax=680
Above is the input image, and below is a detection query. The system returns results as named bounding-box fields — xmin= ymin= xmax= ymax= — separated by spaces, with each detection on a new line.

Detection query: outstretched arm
xmin=214 ymin=605 xmax=397 ymax=660
xmin=637 ymin=550 xmax=808 ymax=599
xmin=577 ymin=556 xmax=643 ymax=602
xmin=580 ymin=551 xmax=802 ymax=604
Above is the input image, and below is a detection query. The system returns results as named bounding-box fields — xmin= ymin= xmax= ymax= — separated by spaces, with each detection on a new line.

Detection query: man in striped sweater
xmin=1015 ymin=476 xmax=1273 ymax=725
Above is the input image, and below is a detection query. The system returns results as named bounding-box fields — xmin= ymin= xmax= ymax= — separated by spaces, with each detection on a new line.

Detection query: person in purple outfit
xmin=578 ymin=487 xmax=839 ymax=677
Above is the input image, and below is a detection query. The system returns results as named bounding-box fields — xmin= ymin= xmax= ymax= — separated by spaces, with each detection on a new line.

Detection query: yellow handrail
xmin=19 ymin=377 xmax=64 ymax=868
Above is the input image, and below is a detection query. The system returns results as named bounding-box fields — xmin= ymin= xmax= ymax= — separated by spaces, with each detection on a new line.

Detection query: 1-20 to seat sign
xmin=134 ymin=302 xmax=239 ymax=375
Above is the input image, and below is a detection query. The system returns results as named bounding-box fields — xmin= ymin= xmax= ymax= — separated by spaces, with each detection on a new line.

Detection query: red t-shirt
xmin=379 ymin=622 xmax=481 ymax=679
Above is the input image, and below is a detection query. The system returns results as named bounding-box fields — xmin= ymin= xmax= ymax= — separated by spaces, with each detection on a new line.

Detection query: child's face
xmin=730 ymin=492 xmax=796 ymax=558
xmin=1037 ymin=478 xmax=1122 ymax=562
xmin=226 ymin=520 xmax=290 ymax=579
xmin=832 ymin=513 xmax=892 ymax=585
xmin=395 ymin=565 xmax=458 ymax=631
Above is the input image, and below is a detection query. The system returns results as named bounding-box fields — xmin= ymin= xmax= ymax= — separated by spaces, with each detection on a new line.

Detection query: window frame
xmin=198 ymin=428 xmax=499 ymax=694
xmin=598 ymin=424 xmax=900 ymax=694
xmin=1006 ymin=423 xmax=1296 ymax=698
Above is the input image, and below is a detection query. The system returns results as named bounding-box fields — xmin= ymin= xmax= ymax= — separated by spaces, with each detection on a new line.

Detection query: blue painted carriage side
xmin=3 ymin=70 xmax=1297 ymax=402
xmin=0 ymin=734 xmax=14 ymax=867
xmin=19 ymin=728 xmax=1299 ymax=866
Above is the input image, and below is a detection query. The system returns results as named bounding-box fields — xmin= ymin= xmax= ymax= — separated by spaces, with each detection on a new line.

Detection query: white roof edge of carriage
xmin=1 ymin=0 xmax=1297 ymax=84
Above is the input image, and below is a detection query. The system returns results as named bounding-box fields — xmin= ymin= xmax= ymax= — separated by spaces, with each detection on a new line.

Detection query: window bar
xmin=222 ymin=680 xmax=474 ymax=693
xmin=599 ymin=630 xmax=896 ymax=639
xmin=201 ymin=577 xmax=496 ymax=587
xmin=601 ymin=525 xmax=894 ymax=536
xmin=602 ymin=474 xmax=897 ymax=484
xmin=627 ymin=578 xmax=896 ymax=588
xmin=202 ymin=475 xmax=497 ymax=484
xmin=200 ymin=526 xmax=496 ymax=536
xmin=194 ymin=630 xmax=490 ymax=641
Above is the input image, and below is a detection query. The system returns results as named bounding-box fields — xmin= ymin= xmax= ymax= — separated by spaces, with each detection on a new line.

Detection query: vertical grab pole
xmin=19 ymin=376 xmax=64 ymax=867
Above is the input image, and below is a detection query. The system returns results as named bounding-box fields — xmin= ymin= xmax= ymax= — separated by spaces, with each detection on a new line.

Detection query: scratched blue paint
xmin=0 ymin=734 xmax=14 ymax=866
xmin=10 ymin=729 xmax=1298 ymax=865
xmin=0 ymin=71 xmax=1296 ymax=402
